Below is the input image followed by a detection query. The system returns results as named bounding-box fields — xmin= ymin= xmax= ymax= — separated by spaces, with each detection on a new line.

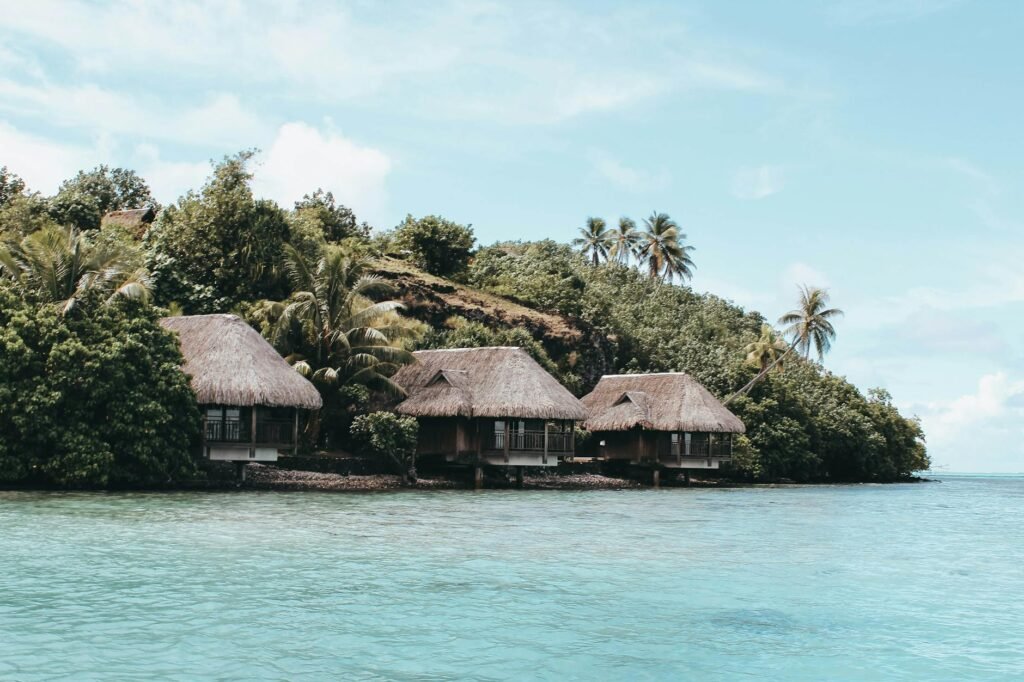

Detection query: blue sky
xmin=1 ymin=0 xmax=1022 ymax=472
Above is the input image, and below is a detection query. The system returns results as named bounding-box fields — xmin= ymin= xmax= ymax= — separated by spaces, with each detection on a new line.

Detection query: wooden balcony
xmin=204 ymin=415 xmax=296 ymax=447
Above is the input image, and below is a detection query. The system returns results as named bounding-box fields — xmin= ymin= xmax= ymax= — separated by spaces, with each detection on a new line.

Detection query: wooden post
xmin=292 ymin=409 xmax=299 ymax=456
xmin=250 ymin=406 xmax=258 ymax=459
xmin=504 ymin=419 xmax=510 ymax=463
xmin=516 ymin=467 xmax=524 ymax=488
xmin=652 ymin=467 xmax=660 ymax=488
xmin=684 ymin=470 xmax=691 ymax=486
xmin=543 ymin=422 xmax=549 ymax=465
xmin=474 ymin=465 xmax=484 ymax=490
xmin=200 ymin=411 xmax=208 ymax=460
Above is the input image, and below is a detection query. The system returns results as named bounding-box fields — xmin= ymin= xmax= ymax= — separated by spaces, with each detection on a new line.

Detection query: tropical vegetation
xmin=0 ymin=152 xmax=927 ymax=487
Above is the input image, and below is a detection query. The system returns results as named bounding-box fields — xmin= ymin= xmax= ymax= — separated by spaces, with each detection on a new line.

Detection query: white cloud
xmin=0 ymin=121 xmax=98 ymax=193
xmin=0 ymin=80 xmax=268 ymax=148
xmin=782 ymin=262 xmax=830 ymax=290
xmin=732 ymin=165 xmax=785 ymax=200
xmin=0 ymin=1 xmax=786 ymax=127
xmin=131 ymin=144 xmax=211 ymax=205
xmin=252 ymin=122 xmax=392 ymax=225
xmin=589 ymin=151 xmax=669 ymax=193
xmin=914 ymin=372 xmax=1024 ymax=472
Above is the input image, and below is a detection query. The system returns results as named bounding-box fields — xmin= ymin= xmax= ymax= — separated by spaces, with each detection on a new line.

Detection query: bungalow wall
xmin=593 ymin=429 xmax=734 ymax=469
xmin=412 ymin=417 xmax=574 ymax=468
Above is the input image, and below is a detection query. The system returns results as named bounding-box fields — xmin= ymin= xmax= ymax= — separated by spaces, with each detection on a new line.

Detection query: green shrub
xmin=391 ymin=214 xmax=475 ymax=278
xmin=350 ymin=412 xmax=419 ymax=482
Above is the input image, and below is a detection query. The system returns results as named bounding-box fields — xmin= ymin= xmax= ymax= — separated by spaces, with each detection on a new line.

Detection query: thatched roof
xmin=160 ymin=314 xmax=322 ymax=410
xmin=393 ymin=347 xmax=587 ymax=420
xmin=101 ymin=207 xmax=156 ymax=239
xmin=582 ymin=373 xmax=745 ymax=433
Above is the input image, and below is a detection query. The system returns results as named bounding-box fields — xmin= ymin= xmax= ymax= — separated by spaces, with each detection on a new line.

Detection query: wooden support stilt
xmin=684 ymin=470 xmax=691 ymax=487
xmin=474 ymin=465 xmax=484 ymax=490
xmin=516 ymin=468 xmax=524 ymax=488
xmin=652 ymin=468 xmax=660 ymax=488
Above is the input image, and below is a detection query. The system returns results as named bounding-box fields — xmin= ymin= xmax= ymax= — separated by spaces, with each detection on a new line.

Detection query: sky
xmin=1 ymin=0 xmax=1022 ymax=472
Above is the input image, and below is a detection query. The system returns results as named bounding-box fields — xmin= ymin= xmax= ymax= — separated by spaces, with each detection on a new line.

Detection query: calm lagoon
xmin=2 ymin=476 xmax=1022 ymax=680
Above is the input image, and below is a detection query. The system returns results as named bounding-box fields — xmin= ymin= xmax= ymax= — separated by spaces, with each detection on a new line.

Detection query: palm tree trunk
xmin=723 ymin=341 xmax=798 ymax=406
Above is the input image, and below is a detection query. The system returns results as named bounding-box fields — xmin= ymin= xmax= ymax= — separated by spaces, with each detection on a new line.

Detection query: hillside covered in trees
xmin=0 ymin=154 xmax=928 ymax=486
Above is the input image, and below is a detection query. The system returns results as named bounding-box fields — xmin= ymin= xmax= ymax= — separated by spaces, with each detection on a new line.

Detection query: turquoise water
xmin=2 ymin=476 xmax=1022 ymax=680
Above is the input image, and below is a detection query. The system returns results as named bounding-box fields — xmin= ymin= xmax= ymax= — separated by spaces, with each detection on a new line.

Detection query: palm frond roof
xmin=582 ymin=372 xmax=744 ymax=433
xmin=160 ymin=314 xmax=322 ymax=409
xmin=393 ymin=347 xmax=586 ymax=420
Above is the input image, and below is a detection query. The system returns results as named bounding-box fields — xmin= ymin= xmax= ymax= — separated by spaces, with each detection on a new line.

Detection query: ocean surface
xmin=1 ymin=475 xmax=1022 ymax=680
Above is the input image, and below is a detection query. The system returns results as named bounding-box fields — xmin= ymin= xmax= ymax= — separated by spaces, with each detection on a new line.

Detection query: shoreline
xmin=0 ymin=463 xmax=933 ymax=493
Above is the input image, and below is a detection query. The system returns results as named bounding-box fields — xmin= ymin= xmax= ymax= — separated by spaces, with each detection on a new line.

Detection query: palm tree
xmin=724 ymin=284 xmax=843 ymax=404
xmin=609 ymin=217 xmax=641 ymax=265
xmin=0 ymin=225 xmax=148 ymax=313
xmin=259 ymin=244 xmax=418 ymax=399
xmin=572 ymin=217 xmax=613 ymax=265
xmin=744 ymin=324 xmax=790 ymax=373
xmin=778 ymin=285 xmax=844 ymax=361
xmin=637 ymin=211 xmax=695 ymax=282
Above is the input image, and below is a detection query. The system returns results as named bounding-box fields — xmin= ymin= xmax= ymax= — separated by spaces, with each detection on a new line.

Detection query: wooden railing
xmin=206 ymin=417 xmax=247 ymax=443
xmin=206 ymin=417 xmax=293 ymax=445
xmin=488 ymin=430 xmax=573 ymax=453
xmin=661 ymin=435 xmax=733 ymax=459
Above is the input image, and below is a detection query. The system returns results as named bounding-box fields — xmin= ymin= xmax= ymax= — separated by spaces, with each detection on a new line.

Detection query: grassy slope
xmin=372 ymin=258 xmax=612 ymax=389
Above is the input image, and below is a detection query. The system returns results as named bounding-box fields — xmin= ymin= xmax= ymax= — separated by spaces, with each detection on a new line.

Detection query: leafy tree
xmin=467 ymin=241 xmax=587 ymax=316
xmin=0 ymin=193 xmax=55 ymax=239
xmin=0 ymin=291 xmax=200 ymax=487
xmin=256 ymin=244 xmax=421 ymax=445
xmin=350 ymin=412 xmax=419 ymax=483
xmin=294 ymin=189 xmax=370 ymax=242
xmin=638 ymin=211 xmax=695 ymax=282
xmin=144 ymin=152 xmax=291 ymax=312
xmin=609 ymin=216 xmax=640 ymax=264
xmin=0 ymin=166 xmax=27 ymax=208
xmin=49 ymin=165 xmax=156 ymax=232
xmin=572 ymin=217 xmax=613 ymax=265
xmin=391 ymin=214 xmax=475 ymax=277
xmin=779 ymin=285 xmax=844 ymax=360
xmin=0 ymin=225 xmax=149 ymax=314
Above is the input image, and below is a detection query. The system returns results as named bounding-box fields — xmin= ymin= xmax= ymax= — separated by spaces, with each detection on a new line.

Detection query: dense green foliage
xmin=389 ymin=214 xmax=475 ymax=278
xmin=350 ymin=412 xmax=419 ymax=482
xmin=0 ymin=290 xmax=200 ymax=487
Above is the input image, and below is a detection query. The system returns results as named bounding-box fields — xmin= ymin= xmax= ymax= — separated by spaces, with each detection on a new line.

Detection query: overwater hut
xmin=160 ymin=314 xmax=322 ymax=464
xmin=582 ymin=373 xmax=744 ymax=476
xmin=392 ymin=347 xmax=587 ymax=480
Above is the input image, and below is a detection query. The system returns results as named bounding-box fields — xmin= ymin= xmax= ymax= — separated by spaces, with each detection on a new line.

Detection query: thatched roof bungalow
xmin=582 ymin=373 xmax=744 ymax=470
xmin=161 ymin=314 xmax=321 ymax=462
xmin=101 ymin=207 xmax=156 ymax=239
xmin=392 ymin=347 xmax=586 ymax=468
